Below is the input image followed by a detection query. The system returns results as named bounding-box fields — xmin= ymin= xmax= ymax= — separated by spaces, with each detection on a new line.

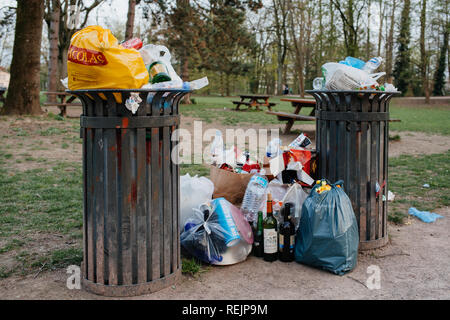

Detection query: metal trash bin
xmin=68 ymin=89 xmax=189 ymax=296
xmin=307 ymin=90 xmax=400 ymax=250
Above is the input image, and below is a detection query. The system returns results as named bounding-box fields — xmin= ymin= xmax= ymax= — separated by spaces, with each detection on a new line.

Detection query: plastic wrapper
xmin=295 ymin=180 xmax=359 ymax=275
xmin=408 ymin=207 xmax=443 ymax=223
xmin=180 ymin=173 xmax=214 ymax=231
xmin=181 ymin=198 xmax=253 ymax=265
xmin=281 ymin=183 xmax=308 ymax=230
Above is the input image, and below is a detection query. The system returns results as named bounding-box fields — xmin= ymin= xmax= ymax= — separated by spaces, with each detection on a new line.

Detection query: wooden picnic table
xmin=266 ymin=98 xmax=317 ymax=134
xmin=43 ymin=91 xmax=82 ymax=117
xmin=280 ymin=98 xmax=316 ymax=116
xmin=232 ymin=94 xmax=277 ymax=111
xmin=0 ymin=87 xmax=6 ymax=105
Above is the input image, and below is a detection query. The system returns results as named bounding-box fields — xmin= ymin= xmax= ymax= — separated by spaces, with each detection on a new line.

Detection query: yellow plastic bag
xmin=67 ymin=25 xmax=149 ymax=102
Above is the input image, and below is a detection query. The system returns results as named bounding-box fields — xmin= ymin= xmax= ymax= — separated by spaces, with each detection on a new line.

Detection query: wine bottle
xmin=278 ymin=202 xmax=295 ymax=262
xmin=252 ymin=211 xmax=264 ymax=257
xmin=263 ymin=193 xmax=278 ymax=262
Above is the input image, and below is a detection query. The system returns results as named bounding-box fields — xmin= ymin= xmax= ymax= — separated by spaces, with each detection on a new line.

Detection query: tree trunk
xmin=366 ymin=0 xmax=371 ymax=60
xmin=377 ymin=0 xmax=384 ymax=57
xmin=1 ymin=0 xmax=44 ymax=115
xmin=385 ymin=0 xmax=396 ymax=82
xmin=125 ymin=0 xmax=136 ymax=40
xmin=420 ymin=0 xmax=430 ymax=103
xmin=181 ymin=57 xmax=192 ymax=104
xmin=47 ymin=0 xmax=60 ymax=101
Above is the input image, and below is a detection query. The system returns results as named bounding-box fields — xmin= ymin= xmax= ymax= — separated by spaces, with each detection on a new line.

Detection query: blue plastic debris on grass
xmin=408 ymin=207 xmax=443 ymax=223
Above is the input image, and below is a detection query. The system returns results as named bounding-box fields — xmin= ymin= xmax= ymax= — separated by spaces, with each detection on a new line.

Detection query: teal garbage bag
xmin=295 ymin=180 xmax=359 ymax=275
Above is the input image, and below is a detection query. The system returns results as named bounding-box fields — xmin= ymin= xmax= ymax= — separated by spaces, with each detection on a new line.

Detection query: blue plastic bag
xmin=408 ymin=207 xmax=443 ymax=223
xmin=295 ymin=180 xmax=359 ymax=275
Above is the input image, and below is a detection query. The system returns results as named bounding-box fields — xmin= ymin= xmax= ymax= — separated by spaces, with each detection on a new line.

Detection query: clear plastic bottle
xmin=210 ymin=130 xmax=224 ymax=165
xmin=362 ymin=57 xmax=383 ymax=74
xmin=266 ymin=138 xmax=282 ymax=158
xmin=241 ymin=173 xmax=269 ymax=223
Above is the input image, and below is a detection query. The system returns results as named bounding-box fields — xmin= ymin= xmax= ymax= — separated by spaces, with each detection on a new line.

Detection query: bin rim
xmin=306 ymin=89 xmax=401 ymax=95
xmin=66 ymin=88 xmax=192 ymax=93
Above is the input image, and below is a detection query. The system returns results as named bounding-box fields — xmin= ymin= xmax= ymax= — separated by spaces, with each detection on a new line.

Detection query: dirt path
xmin=1 ymin=206 xmax=448 ymax=300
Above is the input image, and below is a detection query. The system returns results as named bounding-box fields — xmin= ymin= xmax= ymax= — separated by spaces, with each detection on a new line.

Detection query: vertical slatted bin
xmin=68 ymin=89 xmax=189 ymax=296
xmin=306 ymin=90 xmax=399 ymax=250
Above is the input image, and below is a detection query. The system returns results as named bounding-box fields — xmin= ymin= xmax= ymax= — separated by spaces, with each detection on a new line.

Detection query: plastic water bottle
xmin=241 ymin=173 xmax=269 ymax=223
xmin=266 ymin=138 xmax=282 ymax=158
xmin=362 ymin=57 xmax=383 ymax=74
xmin=210 ymin=130 xmax=224 ymax=165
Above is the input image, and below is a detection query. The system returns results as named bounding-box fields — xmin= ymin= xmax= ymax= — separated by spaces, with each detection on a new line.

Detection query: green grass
xmin=181 ymin=257 xmax=209 ymax=277
xmin=388 ymin=151 xmax=450 ymax=223
xmin=184 ymin=96 xmax=450 ymax=135
xmin=31 ymin=247 xmax=83 ymax=271
xmin=0 ymin=162 xmax=83 ymax=239
xmin=389 ymin=102 xmax=450 ymax=136
xmin=181 ymin=96 xmax=315 ymax=126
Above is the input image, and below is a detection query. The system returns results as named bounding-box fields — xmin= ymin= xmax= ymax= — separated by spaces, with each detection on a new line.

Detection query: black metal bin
xmin=67 ymin=89 xmax=189 ymax=296
xmin=307 ymin=90 xmax=400 ymax=250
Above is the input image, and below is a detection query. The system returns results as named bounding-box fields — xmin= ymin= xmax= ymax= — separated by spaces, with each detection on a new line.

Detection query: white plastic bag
xmin=180 ymin=173 xmax=214 ymax=231
xmin=139 ymin=44 xmax=183 ymax=85
xmin=322 ymin=62 xmax=383 ymax=90
xmin=181 ymin=197 xmax=253 ymax=265
xmin=281 ymin=183 xmax=308 ymax=230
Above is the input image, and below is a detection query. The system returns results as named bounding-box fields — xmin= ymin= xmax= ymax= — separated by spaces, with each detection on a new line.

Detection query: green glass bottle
xmin=263 ymin=193 xmax=278 ymax=262
xmin=148 ymin=61 xmax=171 ymax=84
xmin=252 ymin=211 xmax=264 ymax=257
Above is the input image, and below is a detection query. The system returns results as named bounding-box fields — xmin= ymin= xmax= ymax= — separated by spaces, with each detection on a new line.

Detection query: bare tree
xmin=46 ymin=0 xmax=60 ymax=99
xmin=271 ymin=0 xmax=289 ymax=95
xmin=420 ymin=0 xmax=430 ymax=103
xmin=385 ymin=0 xmax=396 ymax=82
xmin=125 ymin=0 xmax=138 ymax=40
xmin=1 ymin=0 xmax=44 ymax=115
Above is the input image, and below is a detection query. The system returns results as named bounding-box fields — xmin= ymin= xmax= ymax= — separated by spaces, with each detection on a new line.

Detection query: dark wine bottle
xmin=252 ymin=211 xmax=264 ymax=257
xmin=278 ymin=202 xmax=295 ymax=262
xmin=263 ymin=193 xmax=278 ymax=262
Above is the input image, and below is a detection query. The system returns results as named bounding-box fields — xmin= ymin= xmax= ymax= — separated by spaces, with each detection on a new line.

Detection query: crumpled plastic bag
xmin=322 ymin=62 xmax=384 ymax=91
xmin=181 ymin=197 xmax=253 ymax=265
xmin=408 ymin=207 xmax=443 ymax=223
xmin=67 ymin=26 xmax=149 ymax=94
xmin=139 ymin=44 xmax=182 ymax=85
xmin=295 ymin=180 xmax=359 ymax=275
xmin=180 ymin=173 xmax=214 ymax=231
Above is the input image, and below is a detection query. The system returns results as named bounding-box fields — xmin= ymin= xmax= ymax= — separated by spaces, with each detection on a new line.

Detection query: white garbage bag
xmin=180 ymin=173 xmax=214 ymax=231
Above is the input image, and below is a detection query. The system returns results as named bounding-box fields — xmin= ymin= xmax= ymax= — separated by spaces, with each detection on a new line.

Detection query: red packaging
xmin=121 ymin=38 xmax=143 ymax=50
xmin=282 ymin=149 xmax=312 ymax=185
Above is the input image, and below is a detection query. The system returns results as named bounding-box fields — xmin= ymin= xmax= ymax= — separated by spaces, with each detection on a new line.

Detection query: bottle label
xmin=150 ymin=63 xmax=167 ymax=78
xmin=279 ymin=234 xmax=295 ymax=250
xmin=250 ymin=175 xmax=268 ymax=188
xmin=263 ymin=229 xmax=277 ymax=254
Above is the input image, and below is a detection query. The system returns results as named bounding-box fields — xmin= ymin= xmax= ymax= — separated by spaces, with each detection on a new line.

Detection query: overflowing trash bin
xmin=69 ymin=88 xmax=189 ymax=296
xmin=307 ymin=89 xmax=400 ymax=250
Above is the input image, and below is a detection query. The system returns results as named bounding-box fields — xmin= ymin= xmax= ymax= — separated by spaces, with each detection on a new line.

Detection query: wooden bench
xmin=43 ymin=91 xmax=82 ymax=117
xmin=233 ymin=94 xmax=277 ymax=111
xmin=266 ymin=111 xmax=316 ymax=134
xmin=232 ymin=100 xmax=276 ymax=111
